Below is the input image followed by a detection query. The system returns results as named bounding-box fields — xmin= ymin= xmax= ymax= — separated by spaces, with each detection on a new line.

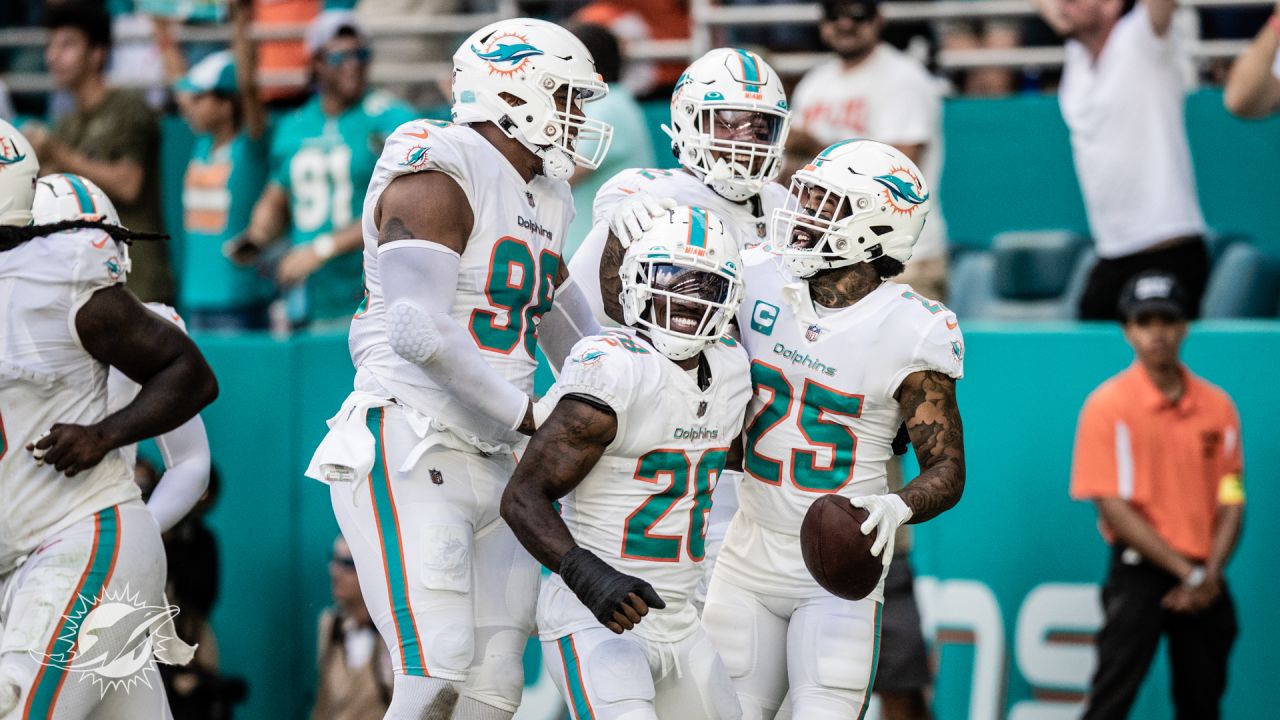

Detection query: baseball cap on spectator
xmin=175 ymin=51 xmax=238 ymax=95
xmin=1118 ymin=271 xmax=1187 ymax=322
xmin=304 ymin=10 xmax=367 ymax=56
xmin=820 ymin=0 xmax=881 ymax=21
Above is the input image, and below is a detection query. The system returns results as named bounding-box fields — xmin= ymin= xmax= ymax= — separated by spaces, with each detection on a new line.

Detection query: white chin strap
xmin=649 ymin=329 xmax=708 ymax=361
xmin=705 ymin=160 xmax=761 ymax=202
xmin=538 ymin=146 xmax=575 ymax=182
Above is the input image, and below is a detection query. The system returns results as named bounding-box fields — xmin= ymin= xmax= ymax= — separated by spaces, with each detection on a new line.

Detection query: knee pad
xmin=462 ymin=626 xmax=528 ymax=711
xmin=812 ymin=614 xmax=875 ymax=692
xmin=586 ymin=638 xmax=654 ymax=706
xmin=387 ymin=301 xmax=442 ymax=365
xmin=702 ymin=600 xmax=754 ymax=681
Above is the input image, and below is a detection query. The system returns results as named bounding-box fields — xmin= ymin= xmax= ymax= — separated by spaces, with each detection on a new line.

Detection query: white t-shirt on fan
xmin=790 ymin=44 xmax=948 ymax=262
xmin=1060 ymin=6 xmax=1205 ymax=259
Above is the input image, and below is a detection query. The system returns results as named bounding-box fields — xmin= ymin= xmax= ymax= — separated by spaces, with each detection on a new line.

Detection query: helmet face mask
xmin=771 ymin=139 xmax=931 ymax=279
xmin=620 ymin=207 xmax=744 ymax=361
xmin=665 ymin=49 xmax=791 ymax=202
xmin=453 ymin=19 xmax=613 ymax=181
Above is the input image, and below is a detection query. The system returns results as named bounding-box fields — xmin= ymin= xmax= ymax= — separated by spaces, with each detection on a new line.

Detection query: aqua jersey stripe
xmin=557 ymin=635 xmax=595 ymax=719
xmin=25 ymin=506 xmax=120 ymax=719
xmin=688 ymin=207 xmax=708 ymax=248
xmin=855 ymin=601 xmax=885 ymax=720
xmin=62 ymin=174 xmax=97 ymax=215
xmin=735 ymin=48 xmax=761 ymax=92
xmin=365 ymin=407 xmax=429 ymax=676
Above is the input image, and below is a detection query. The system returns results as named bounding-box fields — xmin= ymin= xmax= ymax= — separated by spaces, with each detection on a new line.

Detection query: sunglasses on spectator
xmin=330 ymin=555 xmax=357 ymax=568
xmin=822 ymin=5 xmax=878 ymax=23
xmin=325 ymin=48 xmax=371 ymax=66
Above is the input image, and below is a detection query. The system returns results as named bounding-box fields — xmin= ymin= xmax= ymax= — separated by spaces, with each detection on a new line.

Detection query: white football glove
xmin=608 ymin=193 xmax=677 ymax=247
xmin=849 ymin=493 xmax=913 ymax=566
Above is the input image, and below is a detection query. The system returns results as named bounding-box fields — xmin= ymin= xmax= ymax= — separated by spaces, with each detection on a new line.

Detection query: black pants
xmin=1082 ymin=550 xmax=1238 ymax=720
xmin=1077 ymin=238 xmax=1210 ymax=320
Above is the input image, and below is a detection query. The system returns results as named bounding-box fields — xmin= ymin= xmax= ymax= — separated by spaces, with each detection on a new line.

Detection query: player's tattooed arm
xmin=599 ymin=230 xmax=627 ymax=325
xmin=374 ymin=170 xmax=474 ymax=254
xmin=502 ymin=396 xmax=617 ymax=571
xmin=894 ymin=370 xmax=965 ymax=523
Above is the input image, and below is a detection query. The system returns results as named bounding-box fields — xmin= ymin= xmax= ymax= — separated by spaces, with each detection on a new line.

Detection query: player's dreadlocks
xmin=0 ymin=220 xmax=168 ymax=252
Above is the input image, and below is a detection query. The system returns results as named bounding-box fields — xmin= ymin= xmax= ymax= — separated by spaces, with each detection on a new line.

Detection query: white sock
xmin=385 ymin=675 xmax=462 ymax=720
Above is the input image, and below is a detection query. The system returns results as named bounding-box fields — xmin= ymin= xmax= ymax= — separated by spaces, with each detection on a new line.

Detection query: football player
xmin=0 ymin=123 xmax=218 ymax=718
xmin=503 ymin=207 xmax=750 ymax=720
xmin=304 ymin=18 xmax=610 ymax=719
xmin=569 ymin=46 xmax=792 ymax=607
xmin=34 ymin=172 xmax=212 ymax=533
xmin=703 ymin=139 xmax=967 ymax=720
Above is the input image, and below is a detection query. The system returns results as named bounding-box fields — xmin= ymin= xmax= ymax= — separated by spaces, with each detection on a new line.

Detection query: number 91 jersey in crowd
xmin=534 ymin=329 xmax=752 ymax=642
xmin=349 ymin=120 xmax=574 ymax=444
xmin=733 ymin=250 xmax=963 ymax=567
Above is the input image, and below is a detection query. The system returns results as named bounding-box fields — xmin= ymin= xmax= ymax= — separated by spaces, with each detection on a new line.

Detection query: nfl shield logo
xmin=697 ymin=401 xmax=708 ymax=418
xmin=430 ymin=468 xmax=444 ymax=485
xmin=805 ymin=324 xmax=823 ymax=342
xmin=526 ymin=191 xmax=536 ymax=207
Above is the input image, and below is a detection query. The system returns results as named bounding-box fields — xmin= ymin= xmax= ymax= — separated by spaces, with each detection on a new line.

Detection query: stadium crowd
xmin=1 ymin=0 xmax=1277 ymax=331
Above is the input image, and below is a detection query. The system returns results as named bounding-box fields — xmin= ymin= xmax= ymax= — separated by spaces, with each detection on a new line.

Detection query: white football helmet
xmin=0 ymin=119 xmax=39 ymax=227
xmin=772 ymin=139 xmax=931 ymax=278
xmin=33 ymin=173 xmax=120 ymax=226
xmin=663 ymin=48 xmax=790 ymax=202
xmin=452 ymin=18 xmax=613 ymax=182
xmin=620 ymin=205 xmax=744 ymax=361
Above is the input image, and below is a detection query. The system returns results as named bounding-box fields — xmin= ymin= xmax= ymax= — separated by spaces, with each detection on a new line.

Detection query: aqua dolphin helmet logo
xmin=873 ymin=166 xmax=929 ymax=217
xmin=471 ymin=32 xmax=544 ymax=76
xmin=0 ymin=137 xmax=26 ymax=169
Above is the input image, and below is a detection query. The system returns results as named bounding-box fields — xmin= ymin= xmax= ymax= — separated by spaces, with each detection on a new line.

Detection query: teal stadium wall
xmin=157 ymin=90 xmax=1280 ymax=717
xmin=193 ymin=323 xmax=1279 ymax=719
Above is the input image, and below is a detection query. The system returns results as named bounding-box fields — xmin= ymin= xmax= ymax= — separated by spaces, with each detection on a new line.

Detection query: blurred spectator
xmin=254 ymin=0 xmax=321 ymax=107
xmin=938 ymin=16 xmax=1021 ymax=95
xmin=156 ymin=5 xmax=274 ymax=332
xmin=574 ymin=0 xmax=691 ymax=95
xmin=787 ymin=0 xmax=950 ymax=301
xmin=1223 ymin=4 xmax=1280 ymax=118
xmin=28 ymin=0 xmax=173 ymax=303
xmin=228 ymin=10 xmax=414 ymax=331
xmin=1070 ymin=271 xmax=1243 ymax=719
xmin=311 ymin=535 xmax=393 ymax=720
xmin=564 ymin=22 xmax=655 ymax=259
xmin=1037 ymin=0 xmax=1209 ymax=320
xmin=355 ymin=0 xmax=459 ymax=107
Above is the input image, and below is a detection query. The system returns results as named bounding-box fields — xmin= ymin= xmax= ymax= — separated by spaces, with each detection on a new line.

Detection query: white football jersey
xmin=107 ymin=303 xmax=186 ymax=468
xmin=569 ymin=167 xmax=788 ymax=326
xmin=0 ymin=228 xmax=139 ymax=573
xmin=349 ymin=121 xmax=575 ymax=444
xmin=536 ymin=329 xmax=752 ymax=642
xmin=722 ymin=250 xmax=964 ymax=596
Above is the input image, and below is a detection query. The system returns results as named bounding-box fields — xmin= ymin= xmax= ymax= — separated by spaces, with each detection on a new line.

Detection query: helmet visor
xmin=642 ymin=263 xmax=735 ymax=338
xmin=693 ymin=107 xmax=787 ymax=180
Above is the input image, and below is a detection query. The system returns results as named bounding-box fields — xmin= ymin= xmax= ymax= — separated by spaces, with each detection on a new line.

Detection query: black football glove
xmin=559 ymin=546 xmax=666 ymax=629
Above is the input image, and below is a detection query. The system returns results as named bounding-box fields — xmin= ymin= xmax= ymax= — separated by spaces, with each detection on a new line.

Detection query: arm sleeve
xmin=1070 ymin=395 xmax=1121 ymax=500
xmin=565 ymin=223 xmax=612 ymax=327
xmin=380 ymin=241 xmax=530 ymax=431
xmin=148 ymin=415 xmax=212 ymax=532
xmin=536 ymin=274 xmax=602 ymax=373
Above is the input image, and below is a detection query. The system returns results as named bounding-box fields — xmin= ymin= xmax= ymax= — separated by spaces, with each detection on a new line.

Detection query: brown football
xmin=800 ymin=495 xmax=882 ymax=601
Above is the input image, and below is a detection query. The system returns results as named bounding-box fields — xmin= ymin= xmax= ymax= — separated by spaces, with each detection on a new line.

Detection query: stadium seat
xmin=946 ymin=250 xmax=996 ymax=319
xmin=1201 ymin=243 xmax=1280 ymax=318
xmin=991 ymin=231 xmax=1089 ymax=300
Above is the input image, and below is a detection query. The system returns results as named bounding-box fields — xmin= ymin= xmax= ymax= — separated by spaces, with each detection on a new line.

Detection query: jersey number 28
xmin=622 ymin=448 xmax=728 ymax=562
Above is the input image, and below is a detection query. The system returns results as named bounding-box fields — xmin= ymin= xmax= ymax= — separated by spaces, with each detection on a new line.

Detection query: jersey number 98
xmin=470 ymin=237 xmax=560 ymax=358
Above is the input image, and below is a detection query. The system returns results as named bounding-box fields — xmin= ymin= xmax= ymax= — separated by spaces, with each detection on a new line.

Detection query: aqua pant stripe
xmin=557 ymin=635 xmax=595 ymax=719
xmin=24 ymin=506 xmax=121 ymax=719
xmin=855 ymin=601 xmax=884 ymax=720
xmin=365 ymin=406 xmax=429 ymax=676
